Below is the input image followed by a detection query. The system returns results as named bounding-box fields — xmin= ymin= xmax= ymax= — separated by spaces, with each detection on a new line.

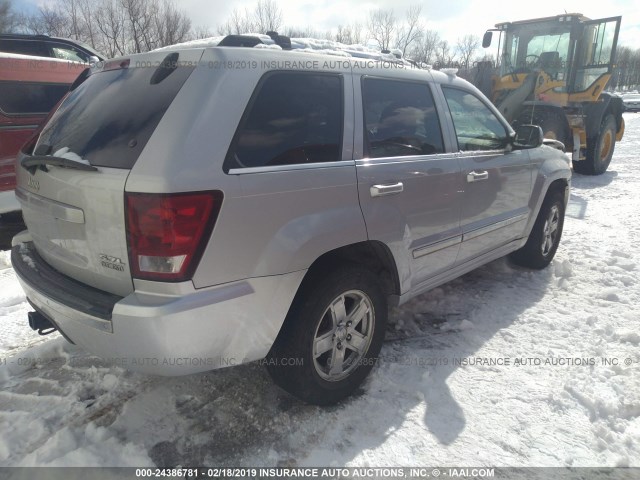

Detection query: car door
xmin=439 ymin=86 xmax=532 ymax=264
xmin=355 ymin=75 xmax=463 ymax=294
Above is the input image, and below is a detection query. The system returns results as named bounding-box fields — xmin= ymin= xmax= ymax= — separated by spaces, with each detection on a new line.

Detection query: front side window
xmin=362 ymin=77 xmax=444 ymax=158
xmin=442 ymin=87 xmax=508 ymax=151
xmin=225 ymin=72 xmax=343 ymax=170
xmin=50 ymin=44 xmax=88 ymax=63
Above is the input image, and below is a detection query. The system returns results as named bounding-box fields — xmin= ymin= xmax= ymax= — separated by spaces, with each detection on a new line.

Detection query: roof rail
xmin=266 ymin=31 xmax=292 ymax=50
xmin=217 ymin=32 xmax=292 ymax=50
xmin=218 ymin=35 xmax=264 ymax=48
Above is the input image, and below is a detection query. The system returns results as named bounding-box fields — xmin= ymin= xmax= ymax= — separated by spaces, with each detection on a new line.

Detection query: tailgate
xmin=15 ymin=49 xmax=201 ymax=297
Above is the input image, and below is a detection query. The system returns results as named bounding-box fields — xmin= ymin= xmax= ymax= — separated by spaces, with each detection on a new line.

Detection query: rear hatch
xmin=16 ymin=49 xmax=201 ymax=297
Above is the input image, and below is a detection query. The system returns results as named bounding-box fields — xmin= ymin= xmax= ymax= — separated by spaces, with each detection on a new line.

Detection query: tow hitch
xmin=28 ymin=311 xmax=58 ymax=336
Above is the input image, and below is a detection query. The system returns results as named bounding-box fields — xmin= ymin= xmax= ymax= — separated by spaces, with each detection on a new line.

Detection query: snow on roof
xmin=153 ymin=34 xmax=406 ymax=63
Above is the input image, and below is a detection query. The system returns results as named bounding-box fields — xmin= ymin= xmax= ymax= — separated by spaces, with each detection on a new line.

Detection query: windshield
xmin=501 ymin=22 xmax=572 ymax=81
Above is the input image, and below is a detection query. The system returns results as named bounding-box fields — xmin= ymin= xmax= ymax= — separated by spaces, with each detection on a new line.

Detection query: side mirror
xmin=482 ymin=31 xmax=493 ymax=48
xmin=513 ymin=124 xmax=544 ymax=149
xmin=88 ymin=55 xmax=100 ymax=65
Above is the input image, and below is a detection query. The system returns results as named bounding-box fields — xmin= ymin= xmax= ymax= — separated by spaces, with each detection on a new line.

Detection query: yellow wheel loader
xmin=480 ymin=14 xmax=624 ymax=175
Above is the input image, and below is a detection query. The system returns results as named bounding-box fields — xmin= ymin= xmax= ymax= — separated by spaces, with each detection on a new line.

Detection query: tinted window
xmin=442 ymin=87 xmax=508 ymax=151
xmin=0 ymin=82 xmax=69 ymax=115
xmin=37 ymin=62 xmax=195 ymax=169
xmin=225 ymin=72 xmax=343 ymax=170
xmin=0 ymin=39 xmax=49 ymax=57
xmin=362 ymin=77 xmax=444 ymax=158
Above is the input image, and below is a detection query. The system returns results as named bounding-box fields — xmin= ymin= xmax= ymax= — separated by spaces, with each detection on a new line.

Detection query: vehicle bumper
xmin=12 ymin=239 xmax=305 ymax=375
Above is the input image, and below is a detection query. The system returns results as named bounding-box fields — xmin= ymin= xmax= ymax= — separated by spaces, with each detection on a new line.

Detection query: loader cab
xmin=488 ymin=14 xmax=621 ymax=95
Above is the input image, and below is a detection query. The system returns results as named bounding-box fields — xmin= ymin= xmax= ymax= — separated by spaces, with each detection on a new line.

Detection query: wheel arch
xmin=296 ymin=240 xmax=401 ymax=306
xmin=525 ymin=166 xmax=570 ymax=243
xmin=584 ymin=93 xmax=624 ymax=140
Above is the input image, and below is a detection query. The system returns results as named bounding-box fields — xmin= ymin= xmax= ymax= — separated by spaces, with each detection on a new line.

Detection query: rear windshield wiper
xmin=21 ymin=155 xmax=98 ymax=175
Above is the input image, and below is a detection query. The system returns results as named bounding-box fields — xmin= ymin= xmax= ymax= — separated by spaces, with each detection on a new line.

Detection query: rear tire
xmin=510 ymin=190 xmax=565 ymax=270
xmin=266 ymin=265 xmax=387 ymax=405
xmin=574 ymin=114 xmax=616 ymax=175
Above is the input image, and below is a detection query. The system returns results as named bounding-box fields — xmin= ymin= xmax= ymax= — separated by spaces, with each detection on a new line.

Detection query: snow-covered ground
xmin=0 ymin=115 xmax=639 ymax=467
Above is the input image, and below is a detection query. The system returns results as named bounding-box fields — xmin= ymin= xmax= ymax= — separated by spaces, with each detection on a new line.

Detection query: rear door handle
xmin=466 ymin=171 xmax=489 ymax=182
xmin=370 ymin=182 xmax=404 ymax=197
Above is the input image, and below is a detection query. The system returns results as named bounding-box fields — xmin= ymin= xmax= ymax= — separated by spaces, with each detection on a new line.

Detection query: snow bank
xmin=0 ymin=115 xmax=638 ymax=467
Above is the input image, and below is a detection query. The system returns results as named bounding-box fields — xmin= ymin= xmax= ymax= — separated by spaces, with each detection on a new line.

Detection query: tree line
xmin=1 ymin=0 xmax=638 ymax=89
xmin=0 ymin=0 xmax=480 ymax=67
xmin=613 ymin=46 xmax=640 ymax=91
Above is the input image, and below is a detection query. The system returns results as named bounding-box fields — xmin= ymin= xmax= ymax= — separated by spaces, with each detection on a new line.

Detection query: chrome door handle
xmin=467 ymin=171 xmax=489 ymax=182
xmin=370 ymin=182 xmax=404 ymax=197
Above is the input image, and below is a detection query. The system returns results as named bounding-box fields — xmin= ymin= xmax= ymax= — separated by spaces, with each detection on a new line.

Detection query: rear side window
xmin=225 ymin=72 xmax=343 ymax=171
xmin=36 ymin=61 xmax=195 ymax=169
xmin=362 ymin=77 xmax=444 ymax=158
xmin=0 ymin=83 xmax=69 ymax=115
xmin=442 ymin=87 xmax=509 ymax=151
xmin=0 ymin=39 xmax=49 ymax=57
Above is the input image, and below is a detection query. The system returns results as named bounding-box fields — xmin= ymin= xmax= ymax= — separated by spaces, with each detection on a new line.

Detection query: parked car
xmin=11 ymin=40 xmax=571 ymax=405
xmin=0 ymin=52 xmax=87 ymax=214
xmin=0 ymin=34 xmax=103 ymax=64
xmin=622 ymin=93 xmax=640 ymax=112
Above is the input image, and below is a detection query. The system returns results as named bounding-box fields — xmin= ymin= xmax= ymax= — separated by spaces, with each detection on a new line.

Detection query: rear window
xmin=36 ymin=61 xmax=195 ymax=169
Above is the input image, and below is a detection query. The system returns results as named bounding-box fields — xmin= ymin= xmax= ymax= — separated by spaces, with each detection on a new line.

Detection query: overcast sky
xmin=13 ymin=0 xmax=640 ymax=48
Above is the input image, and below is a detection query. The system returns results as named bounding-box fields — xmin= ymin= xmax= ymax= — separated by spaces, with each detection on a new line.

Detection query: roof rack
xmin=155 ymin=32 xmax=428 ymax=69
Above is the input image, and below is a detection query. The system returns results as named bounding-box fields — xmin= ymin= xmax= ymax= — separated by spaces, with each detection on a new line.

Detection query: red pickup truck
xmin=0 ymin=53 xmax=87 ymax=214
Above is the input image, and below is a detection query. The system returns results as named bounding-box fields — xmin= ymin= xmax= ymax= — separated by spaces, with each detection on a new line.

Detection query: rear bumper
xmin=12 ymin=239 xmax=305 ymax=375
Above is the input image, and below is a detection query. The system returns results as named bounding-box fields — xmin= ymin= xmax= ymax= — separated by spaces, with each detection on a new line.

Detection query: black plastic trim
xmin=12 ymin=242 xmax=122 ymax=320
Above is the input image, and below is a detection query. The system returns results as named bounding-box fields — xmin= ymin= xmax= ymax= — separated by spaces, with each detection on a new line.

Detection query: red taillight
xmin=125 ymin=191 xmax=223 ymax=282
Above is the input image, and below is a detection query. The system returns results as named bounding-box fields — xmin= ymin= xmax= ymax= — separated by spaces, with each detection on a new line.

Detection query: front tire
xmin=510 ymin=190 xmax=565 ymax=269
xmin=574 ymin=114 xmax=616 ymax=175
xmin=266 ymin=265 xmax=387 ymax=405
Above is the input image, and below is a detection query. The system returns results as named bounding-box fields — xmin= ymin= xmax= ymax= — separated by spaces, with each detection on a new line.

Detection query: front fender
xmin=525 ymin=146 xmax=571 ymax=238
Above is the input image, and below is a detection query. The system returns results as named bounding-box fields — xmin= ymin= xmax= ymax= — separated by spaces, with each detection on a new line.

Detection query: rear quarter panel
xmin=125 ymin=49 xmax=367 ymax=288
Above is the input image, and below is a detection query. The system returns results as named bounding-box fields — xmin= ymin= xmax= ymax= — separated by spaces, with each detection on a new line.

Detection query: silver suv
xmin=12 ymin=40 xmax=571 ymax=405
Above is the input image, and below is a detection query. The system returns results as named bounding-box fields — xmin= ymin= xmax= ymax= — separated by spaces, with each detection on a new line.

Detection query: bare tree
xmin=254 ymin=0 xmax=281 ymax=33
xmin=61 ymin=0 xmax=83 ymax=39
xmin=219 ymin=0 xmax=282 ymax=35
xmin=0 ymin=0 xmax=15 ymax=33
xmin=192 ymin=25 xmax=213 ymax=40
xmin=395 ymin=5 xmax=423 ymax=56
xmin=154 ymin=0 xmax=191 ymax=48
xmin=95 ymin=0 xmax=128 ymax=56
xmin=436 ymin=39 xmax=457 ymax=67
xmin=78 ymin=0 xmax=98 ymax=48
xmin=410 ymin=29 xmax=439 ymax=64
xmin=217 ymin=6 xmax=255 ymax=35
xmin=456 ymin=34 xmax=479 ymax=69
xmin=367 ymin=9 xmax=395 ymax=51
xmin=285 ymin=25 xmax=331 ymax=39
xmin=36 ymin=4 xmax=70 ymax=37
xmin=121 ymin=0 xmax=158 ymax=52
